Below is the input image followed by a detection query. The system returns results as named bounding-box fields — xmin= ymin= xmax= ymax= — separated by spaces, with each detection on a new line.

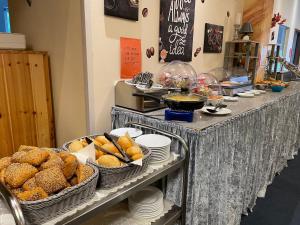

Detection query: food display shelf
xmin=55 ymin=158 xmax=185 ymax=225
xmin=0 ymin=123 xmax=189 ymax=225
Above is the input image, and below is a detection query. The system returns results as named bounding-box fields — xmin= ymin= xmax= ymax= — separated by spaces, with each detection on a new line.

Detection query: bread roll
xmin=95 ymin=136 xmax=110 ymax=145
xmin=97 ymin=155 xmax=121 ymax=168
xmin=126 ymin=146 xmax=142 ymax=157
xmin=17 ymin=187 xmax=48 ymax=201
xmin=101 ymin=143 xmax=119 ymax=154
xmin=0 ymin=157 xmax=11 ymax=171
xmin=76 ymin=164 xmax=94 ymax=183
xmin=131 ymin=153 xmax=143 ymax=161
xmin=5 ymin=163 xmax=38 ymax=188
xmin=69 ymin=140 xmax=84 ymax=152
xmin=95 ymin=150 xmax=105 ymax=159
xmin=117 ymin=136 xmax=132 ymax=150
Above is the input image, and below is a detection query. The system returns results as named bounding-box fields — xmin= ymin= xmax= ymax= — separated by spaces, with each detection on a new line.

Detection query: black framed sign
xmin=159 ymin=0 xmax=196 ymax=62
xmin=104 ymin=0 xmax=139 ymax=21
xmin=203 ymin=23 xmax=224 ymax=53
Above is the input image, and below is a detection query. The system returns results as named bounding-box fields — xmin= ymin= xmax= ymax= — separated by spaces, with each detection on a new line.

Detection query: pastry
xmin=95 ymin=149 xmax=105 ymax=159
xmin=126 ymin=146 xmax=142 ymax=157
xmin=22 ymin=178 xmax=38 ymax=191
xmin=101 ymin=143 xmax=119 ymax=154
xmin=117 ymin=136 xmax=133 ymax=150
xmin=0 ymin=168 xmax=6 ymax=183
xmin=40 ymin=153 xmax=64 ymax=170
xmin=69 ymin=140 xmax=84 ymax=152
xmin=97 ymin=155 xmax=121 ymax=168
xmin=94 ymin=136 xmax=110 ymax=145
xmin=76 ymin=164 xmax=94 ymax=183
xmin=35 ymin=167 xmax=68 ymax=194
xmin=18 ymin=145 xmax=39 ymax=152
xmin=17 ymin=187 xmax=48 ymax=201
xmin=18 ymin=149 xmax=50 ymax=166
xmin=10 ymin=188 xmax=23 ymax=196
xmin=5 ymin=163 xmax=38 ymax=188
xmin=11 ymin=151 xmax=27 ymax=163
xmin=59 ymin=153 xmax=78 ymax=179
xmin=0 ymin=157 xmax=12 ymax=170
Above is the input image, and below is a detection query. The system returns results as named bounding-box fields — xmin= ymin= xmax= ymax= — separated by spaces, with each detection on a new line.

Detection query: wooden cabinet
xmin=0 ymin=51 xmax=55 ymax=157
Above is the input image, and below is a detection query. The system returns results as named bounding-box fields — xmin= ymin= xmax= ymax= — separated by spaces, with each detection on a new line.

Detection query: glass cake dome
xmin=194 ymin=72 xmax=223 ymax=96
xmin=157 ymin=61 xmax=198 ymax=91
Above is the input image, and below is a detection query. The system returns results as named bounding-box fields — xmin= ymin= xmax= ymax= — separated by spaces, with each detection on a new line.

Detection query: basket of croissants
xmin=0 ymin=146 xmax=99 ymax=225
xmin=63 ymin=133 xmax=151 ymax=189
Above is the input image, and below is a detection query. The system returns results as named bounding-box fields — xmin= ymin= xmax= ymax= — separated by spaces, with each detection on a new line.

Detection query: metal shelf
xmin=152 ymin=205 xmax=182 ymax=225
xmin=55 ymin=158 xmax=185 ymax=225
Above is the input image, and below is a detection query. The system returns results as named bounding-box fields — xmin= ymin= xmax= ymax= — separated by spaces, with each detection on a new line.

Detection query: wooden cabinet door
xmin=2 ymin=53 xmax=37 ymax=149
xmin=28 ymin=54 xmax=55 ymax=147
xmin=0 ymin=55 xmax=14 ymax=157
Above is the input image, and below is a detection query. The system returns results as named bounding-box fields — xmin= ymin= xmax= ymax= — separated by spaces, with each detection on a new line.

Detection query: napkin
xmin=71 ymin=142 xmax=96 ymax=164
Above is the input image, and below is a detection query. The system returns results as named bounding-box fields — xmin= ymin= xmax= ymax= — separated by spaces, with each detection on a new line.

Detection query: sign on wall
xmin=104 ymin=0 xmax=139 ymax=21
xmin=159 ymin=0 xmax=196 ymax=62
xmin=203 ymin=23 xmax=224 ymax=53
xmin=120 ymin=37 xmax=141 ymax=79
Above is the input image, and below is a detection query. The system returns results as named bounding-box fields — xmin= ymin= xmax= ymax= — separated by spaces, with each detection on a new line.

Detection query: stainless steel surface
xmin=115 ymin=80 xmax=167 ymax=112
xmin=0 ymin=183 xmax=26 ymax=225
xmin=125 ymin=122 xmax=189 ymax=225
xmin=55 ymin=158 xmax=184 ymax=225
xmin=152 ymin=205 xmax=182 ymax=225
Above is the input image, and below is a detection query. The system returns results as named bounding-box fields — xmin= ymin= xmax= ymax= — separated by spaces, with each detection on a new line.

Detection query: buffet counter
xmin=112 ymin=82 xmax=300 ymax=225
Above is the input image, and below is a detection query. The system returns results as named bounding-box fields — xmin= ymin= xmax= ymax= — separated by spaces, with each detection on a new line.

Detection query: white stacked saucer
xmin=135 ymin=134 xmax=171 ymax=164
xmin=128 ymin=186 xmax=164 ymax=219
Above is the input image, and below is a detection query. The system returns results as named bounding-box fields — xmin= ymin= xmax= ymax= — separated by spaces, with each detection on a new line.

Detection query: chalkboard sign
xmin=159 ymin=0 xmax=196 ymax=62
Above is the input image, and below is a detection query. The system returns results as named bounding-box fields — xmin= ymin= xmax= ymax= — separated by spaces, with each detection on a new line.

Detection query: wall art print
xmin=104 ymin=0 xmax=139 ymax=21
xmin=203 ymin=23 xmax=224 ymax=53
xmin=159 ymin=0 xmax=196 ymax=62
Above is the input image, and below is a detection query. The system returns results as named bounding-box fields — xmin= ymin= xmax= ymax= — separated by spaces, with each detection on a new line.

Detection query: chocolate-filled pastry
xmin=22 ymin=177 xmax=38 ymax=191
xmin=17 ymin=187 xmax=48 ymax=201
xmin=35 ymin=167 xmax=68 ymax=194
xmin=40 ymin=154 xmax=64 ymax=170
xmin=5 ymin=163 xmax=38 ymax=188
xmin=59 ymin=152 xmax=78 ymax=179
xmin=11 ymin=151 xmax=27 ymax=163
xmin=76 ymin=164 xmax=94 ymax=183
xmin=0 ymin=157 xmax=12 ymax=170
xmin=18 ymin=148 xmax=49 ymax=166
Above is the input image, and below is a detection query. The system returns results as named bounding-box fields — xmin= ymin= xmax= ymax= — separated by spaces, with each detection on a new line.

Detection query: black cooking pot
xmin=133 ymin=92 xmax=207 ymax=111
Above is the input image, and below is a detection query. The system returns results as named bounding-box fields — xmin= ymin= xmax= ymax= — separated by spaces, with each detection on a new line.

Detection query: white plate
xmin=223 ymin=96 xmax=239 ymax=102
xmin=237 ymin=93 xmax=255 ymax=98
xmin=246 ymin=90 xmax=261 ymax=95
xmin=201 ymin=107 xmax=232 ymax=116
xmin=135 ymin=134 xmax=171 ymax=148
xmin=110 ymin=128 xmax=143 ymax=138
xmin=129 ymin=186 xmax=163 ymax=205
xmin=257 ymin=90 xmax=266 ymax=94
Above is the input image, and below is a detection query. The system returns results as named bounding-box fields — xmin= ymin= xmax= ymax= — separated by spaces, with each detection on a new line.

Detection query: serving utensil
xmin=206 ymin=104 xmax=227 ymax=113
xmin=104 ymin=133 xmax=132 ymax=163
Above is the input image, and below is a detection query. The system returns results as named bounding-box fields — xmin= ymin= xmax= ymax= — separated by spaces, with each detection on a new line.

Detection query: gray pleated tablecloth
xmin=111 ymin=82 xmax=300 ymax=225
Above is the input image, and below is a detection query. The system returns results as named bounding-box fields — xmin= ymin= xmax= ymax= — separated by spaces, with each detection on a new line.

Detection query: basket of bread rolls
xmin=63 ymin=133 xmax=151 ymax=188
xmin=0 ymin=146 xmax=99 ymax=225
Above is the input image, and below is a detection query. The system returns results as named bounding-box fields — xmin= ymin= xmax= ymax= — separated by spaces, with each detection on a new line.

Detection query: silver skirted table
xmin=111 ymin=82 xmax=300 ymax=225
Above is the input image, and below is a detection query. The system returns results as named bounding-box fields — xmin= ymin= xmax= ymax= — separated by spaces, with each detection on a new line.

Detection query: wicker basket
xmin=19 ymin=149 xmax=99 ymax=225
xmin=62 ymin=135 xmax=151 ymax=189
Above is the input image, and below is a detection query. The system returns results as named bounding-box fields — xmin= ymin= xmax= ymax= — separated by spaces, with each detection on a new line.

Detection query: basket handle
xmin=0 ymin=183 xmax=26 ymax=225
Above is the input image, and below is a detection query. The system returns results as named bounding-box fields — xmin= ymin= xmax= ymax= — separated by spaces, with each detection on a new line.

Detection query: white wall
xmin=273 ymin=0 xmax=300 ymax=62
xmin=9 ymin=0 xmax=88 ymax=146
xmin=83 ymin=0 xmax=244 ymax=133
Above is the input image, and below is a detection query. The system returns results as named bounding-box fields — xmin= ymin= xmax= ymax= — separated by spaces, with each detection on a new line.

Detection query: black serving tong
xmin=104 ymin=133 xmax=132 ymax=163
xmin=85 ymin=136 xmax=131 ymax=163
xmin=207 ymin=103 xmax=227 ymax=113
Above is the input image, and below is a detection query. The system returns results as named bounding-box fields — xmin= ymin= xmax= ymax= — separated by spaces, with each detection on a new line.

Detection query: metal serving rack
xmin=0 ymin=122 xmax=189 ymax=225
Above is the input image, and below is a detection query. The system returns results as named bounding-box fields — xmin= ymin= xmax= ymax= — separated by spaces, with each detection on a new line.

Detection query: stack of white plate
xmin=128 ymin=186 xmax=164 ymax=219
xmin=135 ymin=134 xmax=171 ymax=164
